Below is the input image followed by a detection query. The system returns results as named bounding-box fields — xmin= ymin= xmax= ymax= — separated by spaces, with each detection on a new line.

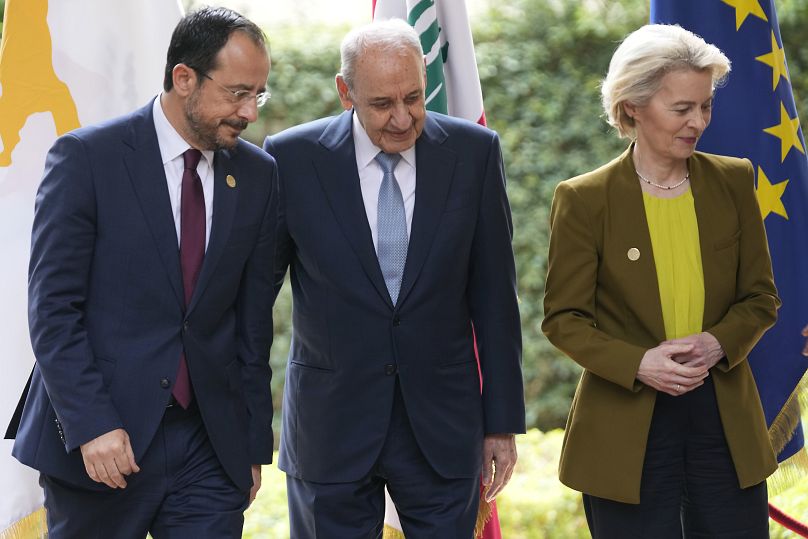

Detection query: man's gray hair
xmin=339 ymin=19 xmax=423 ymax=91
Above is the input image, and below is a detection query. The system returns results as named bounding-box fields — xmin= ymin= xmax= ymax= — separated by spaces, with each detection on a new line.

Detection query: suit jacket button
xmin=182 ymin=321 xmax=190 ymax=333
xmin=160 ymin=378 xmax=170 ymax=389
xmin=384 ymin=364 xmax=397 ymax=376
xmin=392 ymin=316 xmax=401 ymax=327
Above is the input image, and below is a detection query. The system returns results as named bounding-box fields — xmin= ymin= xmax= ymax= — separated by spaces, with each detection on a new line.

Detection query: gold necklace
xmin=636 ymin=170 xmax=690 ymax=190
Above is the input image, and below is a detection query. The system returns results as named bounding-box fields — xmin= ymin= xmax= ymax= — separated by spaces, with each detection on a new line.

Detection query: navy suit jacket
xmin=10 ymin=100 xmax=277 ymax=491
xmin=264 ymin=111 xmax=525 ymax=483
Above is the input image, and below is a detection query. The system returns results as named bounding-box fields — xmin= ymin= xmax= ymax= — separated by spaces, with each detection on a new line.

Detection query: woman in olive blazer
xmin=543 ymin=25 xmax=779 ymax=538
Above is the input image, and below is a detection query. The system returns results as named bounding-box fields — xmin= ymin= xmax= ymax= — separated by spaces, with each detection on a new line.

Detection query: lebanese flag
xmin=372 ymin=2 xmax=501 ymax=538
xmin=372 ymin=0 xmax=487 ymax=126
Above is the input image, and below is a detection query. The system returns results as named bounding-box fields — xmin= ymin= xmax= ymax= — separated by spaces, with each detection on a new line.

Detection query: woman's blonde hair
xmin=602 ymin=24 xmax=731 ymax=139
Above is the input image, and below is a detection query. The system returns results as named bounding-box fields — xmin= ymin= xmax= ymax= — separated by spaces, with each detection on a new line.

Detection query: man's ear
xmin=422 ymin=56 xmax=427 ymax=86
xmin=335 ymin=74 xmax=354 ymax=111
xmin=172 ymin=63 xmax=199 ymax=98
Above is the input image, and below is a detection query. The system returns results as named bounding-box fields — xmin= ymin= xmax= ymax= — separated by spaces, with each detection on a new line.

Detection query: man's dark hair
xmin=163 ymin=7 xmax=266 ymax=92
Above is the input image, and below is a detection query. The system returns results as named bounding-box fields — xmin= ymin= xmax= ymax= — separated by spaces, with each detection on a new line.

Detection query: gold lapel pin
xmin=226 ymin=174 xmax=236 ymax=188
xmin=627 ymin=247 xmax=641 ymax=261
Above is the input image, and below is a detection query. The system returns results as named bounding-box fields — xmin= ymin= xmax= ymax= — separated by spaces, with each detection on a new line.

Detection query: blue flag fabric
xmin=651 ymin=0 xmax=808 ymax=463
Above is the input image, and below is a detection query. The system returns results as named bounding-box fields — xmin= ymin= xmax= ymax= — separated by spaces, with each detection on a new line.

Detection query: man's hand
xmin=802 ymin=324 xmax=808 ymax=356
xmin=79 ymin=428 xmax=140 ymax=488
xmin=481 ymin=434 xmax=517 ymax=503
xmin=249 ymin=464 xmax=262 ymax=505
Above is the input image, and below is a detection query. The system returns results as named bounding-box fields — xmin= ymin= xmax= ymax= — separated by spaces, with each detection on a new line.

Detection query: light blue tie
xmin=375 ymin=152 xmax=408 ymax=305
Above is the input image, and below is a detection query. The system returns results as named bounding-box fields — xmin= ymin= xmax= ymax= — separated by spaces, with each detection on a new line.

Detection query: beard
xmin=184 ymin=89 xmax=248 ymax=151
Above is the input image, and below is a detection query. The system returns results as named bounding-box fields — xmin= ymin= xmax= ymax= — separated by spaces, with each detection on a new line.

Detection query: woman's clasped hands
xmin=636 ymin=332 xmax=724 ymax=396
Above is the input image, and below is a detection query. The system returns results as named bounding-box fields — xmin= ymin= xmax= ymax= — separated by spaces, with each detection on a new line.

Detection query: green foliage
xmin=494 ymin=429 xmax=587 ymax=538
xmin=473 ymin=0 xmax=648 ymax=429
xmin=244 ymin=459 xmax=291 ymax=538
xmin=243 ymin=23 xmax=347 ymax=144
xmin=778 ymin=0 xmax=808 ymax=120
xmin=771 ymin=475 xmax=808 ymax=539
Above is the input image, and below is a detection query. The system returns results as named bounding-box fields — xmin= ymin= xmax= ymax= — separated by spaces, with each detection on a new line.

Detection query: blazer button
xmin=384 ymin=364 xmax=397 ymax=376
xmin=392 ymin=316 xmax=401 ymax=327
xmin=182 ymin=321 xmax=190 ymax=333
xmin=54 ymin=418 xmax=65 ymax=443
xmin=160 ymin=378 xmax=171 ymax=389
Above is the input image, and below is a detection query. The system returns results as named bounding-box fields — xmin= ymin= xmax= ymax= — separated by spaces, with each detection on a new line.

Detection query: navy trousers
xmin=41 ymin=402 xmax=249 ymax=539
xmin=583 ymin=376 xmax=769 ymax=539
xmin=286 ymin=380 xmax=480 ymax=539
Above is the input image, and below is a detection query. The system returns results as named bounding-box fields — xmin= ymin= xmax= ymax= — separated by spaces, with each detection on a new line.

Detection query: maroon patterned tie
xmin=174 ymin=148 xmax=205 ymax=408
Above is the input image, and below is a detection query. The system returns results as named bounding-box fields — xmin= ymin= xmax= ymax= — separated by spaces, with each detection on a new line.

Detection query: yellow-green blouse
xmin=642 ymin=188 xmax=705 ymax=340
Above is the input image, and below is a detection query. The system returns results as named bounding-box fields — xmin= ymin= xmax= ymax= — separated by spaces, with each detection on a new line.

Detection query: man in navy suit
xmin=264 ymin=19 xmax=525 ymax=538
xmin=7 ymin=8 xmax=276 ymax=538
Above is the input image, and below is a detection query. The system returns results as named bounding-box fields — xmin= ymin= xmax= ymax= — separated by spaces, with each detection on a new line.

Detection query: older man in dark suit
xmin=264 ymin=19 xmax=525 ymax=539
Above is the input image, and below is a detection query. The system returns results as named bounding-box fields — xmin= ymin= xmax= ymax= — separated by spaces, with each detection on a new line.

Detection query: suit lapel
xmin=123 ymin=102 xmax=185 ymax=309
xmin=316 ymin=111 xmax=392 ymax=307
xmin=397 ymin=116 xmax=455 ymax=306
xmin=689 ymin=154 xmax=718 ymax=331
xmin=187 ymin=148 xmax=239 ymax=313
xmin=610 ymin=146 xmax=667 ymax=342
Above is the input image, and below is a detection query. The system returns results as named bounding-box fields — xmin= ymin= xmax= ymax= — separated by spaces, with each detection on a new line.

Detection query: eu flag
xmin=651 ymin=1 xmax=808 ymax=472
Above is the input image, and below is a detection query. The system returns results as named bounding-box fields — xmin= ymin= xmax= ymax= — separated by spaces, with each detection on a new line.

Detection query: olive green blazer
xmin=542 ymin=146 xmax=780 ymax=504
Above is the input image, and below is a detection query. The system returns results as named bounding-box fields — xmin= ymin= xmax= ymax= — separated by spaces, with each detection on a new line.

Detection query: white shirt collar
xmin=152 ymin=95 xmax=215 ymax=169
xmin=351 ymin=111 xmax=416 ymax=172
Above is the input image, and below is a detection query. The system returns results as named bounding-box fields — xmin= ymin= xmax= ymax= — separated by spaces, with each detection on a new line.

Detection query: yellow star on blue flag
xmin=763 ymin=102 xmax=805 ymax=162
xmin=722 ymin=0 xmax=768 ymax=30
xmin=755 ymin=166 xmax=789 ymax=220
xmin=755 ymin=30 xmax=789 ymax=90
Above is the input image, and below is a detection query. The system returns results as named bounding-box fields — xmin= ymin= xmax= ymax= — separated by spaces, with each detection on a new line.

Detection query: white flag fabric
xmin=383 ymin=489 xmax=404 ymax=538
xmin=373 ymin=0 xmax=486 ymax=125
xmin=0 ymin=1 xmax=181 ymax=535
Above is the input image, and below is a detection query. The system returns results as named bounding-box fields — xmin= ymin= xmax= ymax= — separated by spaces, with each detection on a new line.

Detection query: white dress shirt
xmin=152 ymin=96 xmax=215 ymax=249
xmin=352 ymin=112 xmax=416 ymax=253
